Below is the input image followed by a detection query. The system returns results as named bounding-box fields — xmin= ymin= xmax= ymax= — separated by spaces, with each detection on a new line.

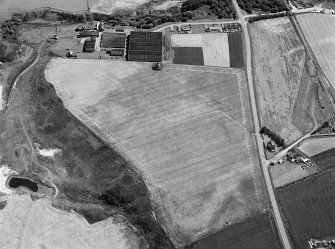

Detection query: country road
xmin=230 ymin=1 xmax=293 ymax=248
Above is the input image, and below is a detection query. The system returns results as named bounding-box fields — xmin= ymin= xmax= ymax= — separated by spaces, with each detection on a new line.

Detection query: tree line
xmin=237 ymin=0 xmax=288 ymax=14
xmin=248 ymin=11 xmax=291 ymax=22
xmin=260 ymin=126 xmax=285 ymax=147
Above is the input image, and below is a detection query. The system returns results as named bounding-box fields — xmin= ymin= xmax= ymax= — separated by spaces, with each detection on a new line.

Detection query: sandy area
xmin=45 ymin=59 xmax=267 ymax=247
xmin=0 ymin=165 xmax=17 ymax=194
xmin=90 ymin=0 xmax=150 ymax=13
xmin=0 ymin=0 xmax=87 ymax=13
xmin=153 ymin=1 xmax=182 ymax=10
xmin=297 ymin=14 xmax=335 ymax=89
xmin=299 ymin=136 xmax=335 ymax=156
xmin=171 ymin=33 xmax=230 ymax=67
xmin=0 ymin=194 xmax=144 ymax=249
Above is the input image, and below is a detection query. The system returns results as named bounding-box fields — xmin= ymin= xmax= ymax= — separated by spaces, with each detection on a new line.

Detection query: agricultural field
xmin=269 ymin=161 xmax=318 ymax=188
xmin=297 ymin=14 xmax=335 ymax=89
xmin=171 ymin=32 xmax=244 ymax=68
xmin=250 ymin=17 xmax=307 ymax=144
xmin=278 ymin=169 xmax=335 ymax=249
xmin=311 ymin=147 xmax=335 ymax=169
xmin=187 ymin=212 xmax=282 ymax=249
xmin=299 ymin=136 xmax=335 ymax=157
xmin=0 ymin=194 xmax=145 ymax=249
xmin=45 ymin=59 xmax=267 ymax=247
xmin=173 ymin=47 xmax=204 ymax=65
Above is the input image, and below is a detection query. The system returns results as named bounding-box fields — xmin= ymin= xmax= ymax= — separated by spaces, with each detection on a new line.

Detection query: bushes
xmin=260 ymin=126 xmax=285 ymax=147
xmin=237 ymin=0 xmax=288 ymax=14
xmin=181 ymin=0 xmax=237 ymax=19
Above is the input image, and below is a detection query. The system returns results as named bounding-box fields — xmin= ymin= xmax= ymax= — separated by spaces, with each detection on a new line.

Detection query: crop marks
xmin=250 ymin=17 xmax=306 ymax=144
xmin=45 ymin=59 xmax=267 ymax=247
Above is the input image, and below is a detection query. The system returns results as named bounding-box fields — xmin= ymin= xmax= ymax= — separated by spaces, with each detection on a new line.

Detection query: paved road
xmin=230 ymin=0 xmax=293 ymax=248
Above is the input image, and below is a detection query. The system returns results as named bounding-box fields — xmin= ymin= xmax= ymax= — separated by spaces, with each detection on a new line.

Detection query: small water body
xmin=8 ymin=177 xmax=38 ymax=192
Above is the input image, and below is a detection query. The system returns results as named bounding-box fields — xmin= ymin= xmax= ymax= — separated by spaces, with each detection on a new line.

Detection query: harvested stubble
xmin=45 ymin=59 xmax=267 ymax=247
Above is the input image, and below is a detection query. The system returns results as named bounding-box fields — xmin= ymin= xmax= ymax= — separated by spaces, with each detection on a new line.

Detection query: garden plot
xmin=171 ymin=33 xmax=230 ymax=67
xmin=45 ymin=58 xmax=267 ymax=247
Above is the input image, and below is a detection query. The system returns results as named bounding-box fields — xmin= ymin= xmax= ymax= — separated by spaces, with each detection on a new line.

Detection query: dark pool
xmin=8 ymin=177 xmax=38 ymax=192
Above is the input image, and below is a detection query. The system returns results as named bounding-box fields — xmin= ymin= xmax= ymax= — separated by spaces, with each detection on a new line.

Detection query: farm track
xmin=7 ymin=39 xmax=59 ymax=200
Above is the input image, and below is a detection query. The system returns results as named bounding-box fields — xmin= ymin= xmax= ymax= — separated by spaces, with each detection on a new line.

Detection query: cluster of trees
xmin=181 ymin=0 xmax=237 ymax=19
xmin=248 ymin=10 xmax=291 ymax=22
xmin=237 ymin=0 xmax=288 ymax=14
xmin=260 ymin=126 xmax=285 ymax=147
xmin=0 ymin=42 xmax=17 ymax=62
xmin=311 ymin=121 xmax=329 ymax=135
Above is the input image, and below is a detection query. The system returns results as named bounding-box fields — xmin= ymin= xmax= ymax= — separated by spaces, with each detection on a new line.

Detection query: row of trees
xmin=260 ymin=126 xmax=285 ymax=147
xmin=237 ymin=0 xmax=288 ymax=14
xmin=248 ymin=10 xmax=291 ymax=22
xmin=181 ymin=0 xmax=237 ymax=19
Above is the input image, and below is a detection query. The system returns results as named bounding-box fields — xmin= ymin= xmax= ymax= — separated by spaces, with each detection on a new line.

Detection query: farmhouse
xmin=128 ymin=31 xmax=162 ymax=62
xmin=100 ymin=32 xmax=126 ymax=53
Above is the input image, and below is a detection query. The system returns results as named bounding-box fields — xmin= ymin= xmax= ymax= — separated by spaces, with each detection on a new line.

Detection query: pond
xmin=8 ymin=176 xmax=38 ymax=192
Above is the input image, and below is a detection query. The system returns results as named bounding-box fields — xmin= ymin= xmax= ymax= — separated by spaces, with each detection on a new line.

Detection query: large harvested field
xmin=171 ymin=33 xmax=230 ymax=67
xmin=250 ymin=17 xmax=306 ymax=144
xmin=0 ymin=194 xmax=144 ymax=249
xmin=278 ymin=169 xmax=335 ymax=249
xmin=297 ymin=14 xmax=335 ymax=88
xmin=187 ymin=212 xmax=282 ymax=249
xmin=90 ymin=0 xmax=150 ymax=13
xmin=45 ymin=59 xmax=267 ymax=247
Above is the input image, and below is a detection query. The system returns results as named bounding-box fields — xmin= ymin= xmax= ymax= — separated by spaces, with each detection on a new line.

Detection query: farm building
xmin=100 ymin=32 xmax=126 ymax=52
xmin=75 ymin=22 xmax=99 ymax=31
xmin=128 ymin=31 xmax=162 ymax=62
xmin=83 ymin=37 xmax=96 ymax=52
xmin=78 ymin=30 xmax=99 ymax=38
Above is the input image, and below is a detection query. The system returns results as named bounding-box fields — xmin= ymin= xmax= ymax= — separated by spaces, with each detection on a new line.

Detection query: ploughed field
xmin=297 ymin=14 xmax=335 ymax=88
xmin=45 ymin=58 xmax=267 ymax=247
xmin=171 ymin=32 xmax=244 ymax=68
xmin=278 ymin=169 xmax=335 ymax=249
xmin=187 ymin=212 xmax=282 ymax=249
xmin=250 ymin=17 xmax=307 ymax=144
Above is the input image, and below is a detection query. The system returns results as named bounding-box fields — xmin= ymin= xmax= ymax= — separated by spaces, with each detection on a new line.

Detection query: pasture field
xmin=45 ymin=58 xmax=267 ymax=247
xmin=171 ymin=33 xmax=230 ymax=67
xmin=269 ymin=161 xmax=317 ymax=188
xmin=278 ymin=169 xmax=335 ymax=249
xmin=0 ymin=195 xmax=144 ymax=249
xmin=299 ymin=136 xmax=335 ymax=157
xmin=250 ymin=17 xmax=307 ymax=144
xmin=172 ymin=47 xmax=204 ymax=65
xmin=311 ymin=147 xmax=335 ymax=169
xmin=187 ymin=212 xmax=282 ymax=249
